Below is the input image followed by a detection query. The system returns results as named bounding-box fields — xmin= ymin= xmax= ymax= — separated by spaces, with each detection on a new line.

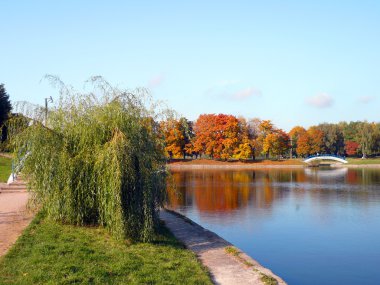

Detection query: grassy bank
xmin=346 ymin=158 xmax=380 ymax=165
xmin=0 ymin=213 xmax=212 ymax=285
xmin=0 ymin=156 xmax=12 ymax=182
xmin=169 ymin=158 xmax=380 ymax=167
xmin=169 ymin=158 xmax=304 ymax=166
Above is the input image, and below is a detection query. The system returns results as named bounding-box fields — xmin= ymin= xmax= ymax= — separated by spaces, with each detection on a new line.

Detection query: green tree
xmin=339 ymin=121 xmax=360 ymax=142
xmin=316 ymin=123 xmax=345 ymax=155
xmin=179 ymin=117 xmax=194 ymax=159
xmin=375 ymin=123 xmax=380 ymax=155
xmin=0 ymin=84 xmax=12 ymax=141
xmin=356 ymin=122 xmax=379 ymax=158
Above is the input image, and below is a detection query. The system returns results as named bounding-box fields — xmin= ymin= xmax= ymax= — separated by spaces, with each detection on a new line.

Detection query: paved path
xmin=160 ymin=210 xmax=287 ymax=285
xmin=0 ymin=152 xmax=12 ymax=158
xmin=0 ymin=184 xmax=33 ymax=256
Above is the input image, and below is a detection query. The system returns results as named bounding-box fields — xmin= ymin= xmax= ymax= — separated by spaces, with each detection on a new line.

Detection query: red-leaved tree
xmin=345 ymin=141 xmax=360 ymax=156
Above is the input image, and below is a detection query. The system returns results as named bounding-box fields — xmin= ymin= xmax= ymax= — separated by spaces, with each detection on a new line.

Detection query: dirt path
xmin=160 ymin=210 xmax=287 ymax=285
xmin=0 ymin=190 xmax=33 ymax=256
xmin=0 ymin=152 xmax=13 ymax=158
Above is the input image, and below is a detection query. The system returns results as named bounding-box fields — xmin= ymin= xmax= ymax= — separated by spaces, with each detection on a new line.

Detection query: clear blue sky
xmin=1 ymin=0 xmax=379 ymax=131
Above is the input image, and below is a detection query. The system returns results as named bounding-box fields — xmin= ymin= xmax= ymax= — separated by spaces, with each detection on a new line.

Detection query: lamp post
xmin=45 ymin=96 xmax=53 ymax=125
xmin=290 ymin=137 xmax=293 ymax=159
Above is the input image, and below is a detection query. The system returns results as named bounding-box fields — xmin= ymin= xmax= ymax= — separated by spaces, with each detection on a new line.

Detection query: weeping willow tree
xmin=14 ymin=77 xmax=167 ymax=241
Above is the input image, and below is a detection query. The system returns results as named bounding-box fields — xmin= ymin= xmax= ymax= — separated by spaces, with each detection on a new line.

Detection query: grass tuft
xmin=0 ymin=156 xmax=12 ymax=182
xmin=260 ymin=273 xmax=278 ymax=285
xmin=224 ymin=246 xmax=254 ymax=267
xmin=225 ymin=246 xmax=240 ymax=256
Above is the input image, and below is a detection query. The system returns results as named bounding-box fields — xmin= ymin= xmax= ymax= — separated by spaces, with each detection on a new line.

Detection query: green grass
xmin=224 ymin=246 xmax=253 ymax=267
xmin=225 ymin=246 xmax=239 ymax=256
xmin=0 ymin=213 xmax=212 ymax=285
xmin=0 ymin=156 xmax=12 ymax=183
xmin=346 ymin=157 xmax=380 ymax=165
xmin=260 ymin=274 xmax=278 ymax=285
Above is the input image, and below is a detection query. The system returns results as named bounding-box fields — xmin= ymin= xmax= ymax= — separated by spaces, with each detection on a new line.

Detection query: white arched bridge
xmin=303 ymin=154 xmax=348 ymax=165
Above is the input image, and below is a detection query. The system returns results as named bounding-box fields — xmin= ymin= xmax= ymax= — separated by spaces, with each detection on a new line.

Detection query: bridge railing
xmin=304 ymin=154 xmax=346 ymax=160
xmin=8 ymin=146 xmax=30 ymax=184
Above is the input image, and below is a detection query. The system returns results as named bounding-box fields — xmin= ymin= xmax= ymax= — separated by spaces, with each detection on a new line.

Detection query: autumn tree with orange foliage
xmin=289 ymin=126 xmax=306 ymax=157
xmin=262 ymin=129 xmax=290 ymax=158
xmin=193 ymin=114 xmax=241 ymax=160
xmin=255 ymin=120 xmax=290 ymax=158
xmin=296 ymin=127 xmax=324 ymax=157
xmin=258 ymin=120 xmax=274 ymax=136
xmin=241 ymin=118 xmax=261 ymax=160
xmin=161 ymin=117 xmax=194 ymax=159
xmin=160 ymin=119 xmax=184 ymax=159
xmin=296 ymin=133 xmax=311 ymax=157
xmin=233 ymin=117 xmax=255 ymax=160
xmin=256 ymin=120 xmax=274 ymax=158
xmin=308 ymin=127 xmax=324 ymax=154
xmin=161 ymin=114 xmax=380 ymax=161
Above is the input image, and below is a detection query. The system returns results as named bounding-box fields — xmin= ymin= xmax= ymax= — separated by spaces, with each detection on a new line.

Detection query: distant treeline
xmin=160 ymin=114 xmax=380 ymax=160
xmin=2 ymin=110 xmax=379 ymax=160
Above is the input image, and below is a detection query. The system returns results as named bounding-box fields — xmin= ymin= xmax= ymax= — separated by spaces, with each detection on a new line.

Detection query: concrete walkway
xmin=0 ymin=183 xmax=33 ymax=257
xmin=160 ymin=210 xmax=287 ymax=285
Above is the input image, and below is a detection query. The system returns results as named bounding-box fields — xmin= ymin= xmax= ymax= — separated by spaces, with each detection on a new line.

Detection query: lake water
xmin=167 ymin=167 xmax=380 ymax=285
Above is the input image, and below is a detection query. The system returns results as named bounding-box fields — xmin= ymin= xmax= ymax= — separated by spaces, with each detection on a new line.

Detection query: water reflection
xmin=168 ymin=168 xmax=380 ymax=213
xmin=167 ymin=167 xmax=380 ymax=285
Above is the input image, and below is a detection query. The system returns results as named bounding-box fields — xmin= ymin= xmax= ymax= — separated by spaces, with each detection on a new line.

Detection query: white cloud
xmin=306 ymin=93 xmax=333 ymax=108
xmin=205 ymin=80 xmax=262 ymax=101
xmin=358 ymin=96 xmax=374 ymax=104
xmin=233 ymin=87 xmax=262 ymax=100
xmin=147 ymin=74 xmax=164 ymax=88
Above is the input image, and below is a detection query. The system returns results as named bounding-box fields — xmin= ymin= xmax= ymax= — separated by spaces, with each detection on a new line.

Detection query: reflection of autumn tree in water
xmin=166 ymin=171 xmax=188 ymax=209
xmin=167 ymin=169 xmax=380 ymax=216
xmin=171 ymin=168 xmax=380 ymax=212
xmin=167 ymin=170 xmax=304 ymax=212
xmin=254 ymin=170 xmax=301 ymax=208
xmin=193 ymin=171 xmax=250 ymax=212
xmin=168 ymin=171 xmax=253 ymax=212
xmin=346 ymin=170 xmax=358 ymax=184
xmin=295 ymin=171 xmax=307 ymax=183
xmin=353 ymin=168 xmax=380 ymax=187
xmin=262 ymin=174 xmax=273 ymax=206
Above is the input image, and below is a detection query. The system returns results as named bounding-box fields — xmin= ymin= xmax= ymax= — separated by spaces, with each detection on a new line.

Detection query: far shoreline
xmin=168 ymin=164 xmax=305 ymax=170
xmin=167 ymin=159 xmax=380 ymax=170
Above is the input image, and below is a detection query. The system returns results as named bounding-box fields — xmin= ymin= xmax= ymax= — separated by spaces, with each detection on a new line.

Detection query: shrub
xmin=0 ymin=113 xmax=30 ymax=151
xmin=14 ymin=77 xmax=167 ymax=241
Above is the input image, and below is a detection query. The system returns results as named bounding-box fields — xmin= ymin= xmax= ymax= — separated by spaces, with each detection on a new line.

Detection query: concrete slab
xmin=160 ymin=210 xmax=287 ymax=285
